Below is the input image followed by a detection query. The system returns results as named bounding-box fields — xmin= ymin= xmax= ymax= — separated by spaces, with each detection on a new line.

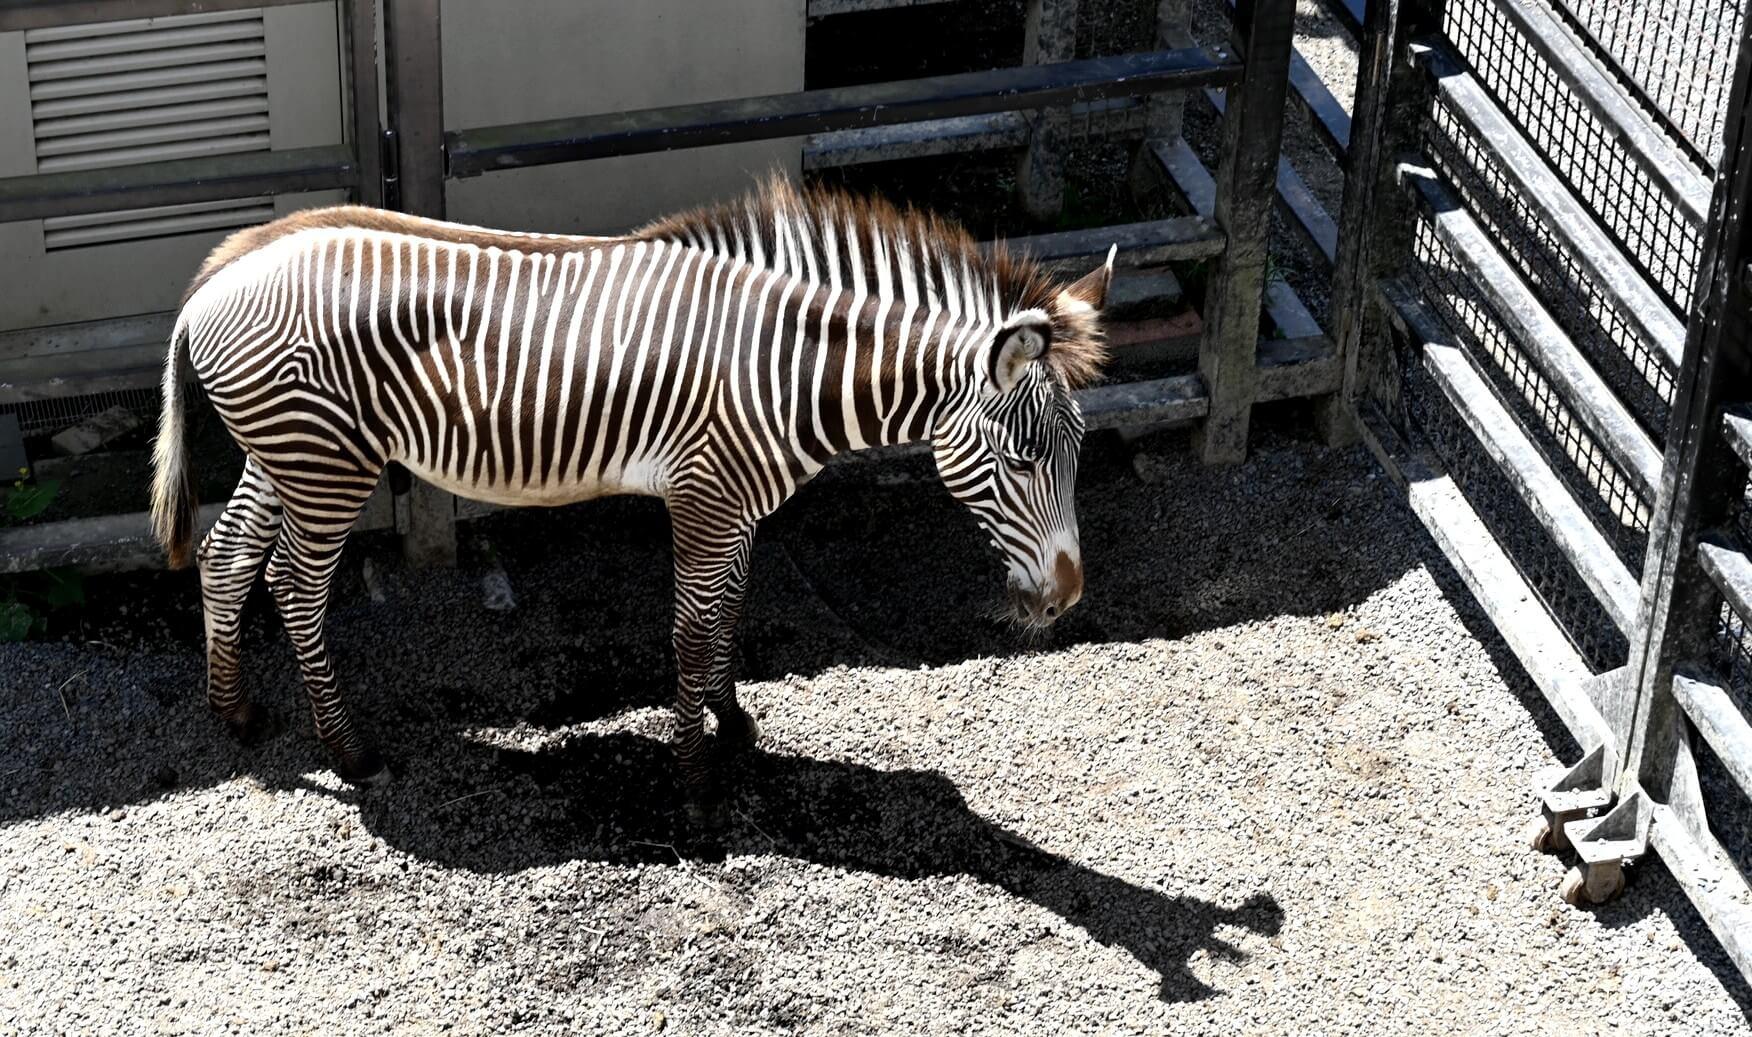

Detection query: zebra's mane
xmin=634 ymin=177 xmax=1106 ymax=388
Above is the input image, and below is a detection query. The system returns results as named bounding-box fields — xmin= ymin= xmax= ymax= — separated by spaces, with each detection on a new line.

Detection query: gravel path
xmin=3 ymin=428 xmax=1748 ymax=1035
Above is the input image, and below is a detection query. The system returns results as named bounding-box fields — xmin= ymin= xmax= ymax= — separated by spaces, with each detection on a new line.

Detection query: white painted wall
xmin=0 ymin=0 xmax=805 ymax=336
xmin=440 ymin=0 xmax=805 ymax=235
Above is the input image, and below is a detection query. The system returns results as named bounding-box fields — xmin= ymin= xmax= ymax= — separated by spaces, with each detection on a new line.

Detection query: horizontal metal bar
xmin=806 ymin=111 xmax=1030 ymax=169
xmin=0 ymin=502 xmax=222 ymax=575
xmin=1698 ymin=536 xmax=1752 ymax=625
xmin=996 ymin=215 xmax=1225 ymax=268
xmin=446 ymin=47 xmax=1241 ymax=176
xmin=1420 ymin=327 xmax=1640 ymax=633
xmin=1272 ymin=153 xmax=1337 ymax=268
xmin=803 ymin=96 xmax=1147 ymax=170
xmin=1353 ymin=380 xmax=1605 ymax=746
xmin=1649 ymin=802 xmax=1752 ymax=982
xmin=1670 ymin=674 xmax=1752 ymax=801
xmin=0 ymin=144 xmax=356 ymax=223
xmin=1 ymin=343 xmax=168 ymax=404
xmin=806 ymin=0 xmax=955 ymax=16
xmin=1198 ymin=80 xmax=1339 ymax=269
xmin=1417 ymin=41 xmax=1685 ymax=374
xmin=1316 ymin=0 xmax=1364 ymax=39
xmin=1403 ymin=165 xmax=1664 ymax=503
xmin=1216 ymin=1 xmax=1350 ymax=161
xmin=0 ymin=0 xmax=316 ymax=31
xmin=1287 ymin=46 xmax=1351 ymax=163
xmin=1077 ymin=374 xmax=1208 ymax=431
xmin=1493 ymin=0 xmax=1711 ymax=229
xmin=0 ymin=310 xmax=174 ymax=364
xmin=0 ymin=483 xmax=394 ymax=573
xmin=1725 ymin=407 xmax=1752 ymax=471
xmin=1257 ymin=335 xmax=1340 ymax=400
xmin=1148 ymin=137 xmax=1325 ymax=338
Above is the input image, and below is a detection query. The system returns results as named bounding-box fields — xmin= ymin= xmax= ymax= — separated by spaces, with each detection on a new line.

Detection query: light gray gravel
xmin=2 ymin=428 xmax=1748 ymax=1036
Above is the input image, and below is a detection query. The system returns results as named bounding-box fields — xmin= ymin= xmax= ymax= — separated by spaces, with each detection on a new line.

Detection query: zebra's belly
xmin=401 ymin=454 xmax=669 ymax=507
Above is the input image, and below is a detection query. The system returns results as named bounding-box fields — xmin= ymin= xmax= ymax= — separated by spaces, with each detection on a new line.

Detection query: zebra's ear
xmin=990 ymin=311 xmax=1052 ymax=394
xmin=1057 ymin=244 xmax=1116 ymax=314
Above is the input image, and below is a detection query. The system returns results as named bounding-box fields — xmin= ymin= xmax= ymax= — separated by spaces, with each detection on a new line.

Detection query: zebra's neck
xmin=773 ymin=261 xmax=987 ymax=465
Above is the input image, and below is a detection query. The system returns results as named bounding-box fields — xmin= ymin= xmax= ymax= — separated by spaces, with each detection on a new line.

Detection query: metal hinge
xmin=380 ymin=128 xmax=401 ymax=210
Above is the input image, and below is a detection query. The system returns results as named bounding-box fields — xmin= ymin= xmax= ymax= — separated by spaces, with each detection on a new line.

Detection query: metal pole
xmin=1615 ymin=10 xmax=1752 ymax=832
xmin=1192 ymin=0 xmax=1296 ymax=464
xmin=1017 ymin=0 xmax=1077 ymax=223
xmin=1316 ymin=0 xmax=1446 ymax=445
xmin=382 ymin=0 xmax=457 ymax=566
xmin=341 ymin=0 xmax=383 ymax=208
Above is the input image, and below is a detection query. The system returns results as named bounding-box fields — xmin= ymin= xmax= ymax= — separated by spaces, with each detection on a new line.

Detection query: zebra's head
xmin=932 ymin=250 xmax=1114 ymax=630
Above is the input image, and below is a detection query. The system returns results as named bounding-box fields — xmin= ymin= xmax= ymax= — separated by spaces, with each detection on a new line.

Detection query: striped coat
xmin=153 ymin=178 xmax=1112 ymax=824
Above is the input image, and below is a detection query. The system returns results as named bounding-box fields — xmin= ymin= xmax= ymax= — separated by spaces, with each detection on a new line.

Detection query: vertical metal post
xmin=382 ymin=0 xmax=457 ymax=566
xmin=1614 ymin=14 xmax=1752 ymax=827
xmin=1191 ymin=0 xmax=1296 ymax=464
xmin=340 ymin=0 xmax=382 ymax=208
xmin=1145 ymin=0 xmax=1191 ymax=142
xmin=1017 ymin=0 xmax=1077 ymax=223
xmin=1316 ymin=0 xmax=1444 ymax=445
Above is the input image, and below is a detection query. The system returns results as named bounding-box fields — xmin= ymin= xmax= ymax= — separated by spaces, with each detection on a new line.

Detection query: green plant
xmin=1 ymin=469 xmax=83 ymax=642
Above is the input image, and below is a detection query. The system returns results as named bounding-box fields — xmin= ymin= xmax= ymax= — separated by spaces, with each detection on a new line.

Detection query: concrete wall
xmin=440 ymin=0 xmax=805 ymax=235
xmin=0 ymin=6 xmax=344 ymax=332
xmin=0 ymin=0 xmax=806 ymax=336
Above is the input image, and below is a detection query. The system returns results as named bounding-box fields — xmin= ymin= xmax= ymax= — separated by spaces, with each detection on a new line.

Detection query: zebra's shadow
xmin=341 ymin=727 xmax=1284 ymax=1004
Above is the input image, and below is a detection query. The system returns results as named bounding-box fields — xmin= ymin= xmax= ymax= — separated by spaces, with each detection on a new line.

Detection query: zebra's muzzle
xmin=1006 ymin=549 xmax=1084 ymax=629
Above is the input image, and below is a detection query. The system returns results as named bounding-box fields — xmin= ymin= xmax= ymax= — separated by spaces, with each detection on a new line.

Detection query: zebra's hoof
xmin=684 ymin=795 xmax=729 ymax=832
xmin=718 ymin=713 xmax=763 ymax=755
xmin=336 ymin=750 xmax=394 ymax=789
xmin=221 ymin=703 xmax=280 ymax=748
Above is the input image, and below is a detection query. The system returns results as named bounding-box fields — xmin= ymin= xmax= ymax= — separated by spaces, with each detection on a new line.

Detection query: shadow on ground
xmin=0 ymin=425 xmax=1517 ymax=1003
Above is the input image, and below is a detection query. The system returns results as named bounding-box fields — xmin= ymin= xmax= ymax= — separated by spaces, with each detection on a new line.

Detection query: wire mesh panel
xmin=0 ymin=387 xmax=161 ymax=439
xmin=1410 ymin=213 xmax=1651 ymax=553
xmin=1552 ymin=0 xmax=1744 ymax=167
xmin=1426 ymin=95 xmax=1675 ymax=442
xmin=1444 ymin=0 xmax=1702 ymax=310
xmin=1401 ymin=355 xmax=1631 ymax=672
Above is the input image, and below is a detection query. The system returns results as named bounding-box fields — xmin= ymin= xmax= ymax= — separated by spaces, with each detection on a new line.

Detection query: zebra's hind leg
xmin=198 ymin=458 xmax=284 ymax=744
xmin=670 ymin=511 xmax=759 ymax=829
xmin=263 ymin=469 xmax=386 ymax=785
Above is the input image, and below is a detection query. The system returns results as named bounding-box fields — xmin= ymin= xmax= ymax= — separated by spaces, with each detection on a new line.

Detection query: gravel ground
xmin=3 ymin=426 xmax=1749 ymax=1035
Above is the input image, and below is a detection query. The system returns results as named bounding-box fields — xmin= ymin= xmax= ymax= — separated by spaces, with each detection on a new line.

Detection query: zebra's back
xmin=180 ymin=220 xmax=773 ymax=508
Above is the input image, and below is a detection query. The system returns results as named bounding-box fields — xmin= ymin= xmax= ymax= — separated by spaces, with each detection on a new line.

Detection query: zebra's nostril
xmin=1044 ymin=604 xmax=1058 ymax=619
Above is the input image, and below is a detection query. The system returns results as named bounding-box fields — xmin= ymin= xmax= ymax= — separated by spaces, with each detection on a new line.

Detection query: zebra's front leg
xmin=670 ymin=516 xmax=759 ymax=828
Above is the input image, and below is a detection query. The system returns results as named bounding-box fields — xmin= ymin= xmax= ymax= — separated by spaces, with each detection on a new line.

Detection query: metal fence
xmin=0 ymin=0 xmax=1346 ymax=571
xmin=1318 ymin=0 xmax=1752 ymax=985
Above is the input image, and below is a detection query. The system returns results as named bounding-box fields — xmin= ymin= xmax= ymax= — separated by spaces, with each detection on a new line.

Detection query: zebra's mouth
xmin=1005 ymin=577 xmax=1062 ymax=632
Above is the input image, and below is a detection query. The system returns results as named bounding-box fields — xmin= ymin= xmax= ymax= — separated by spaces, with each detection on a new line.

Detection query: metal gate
xmin=1329 ymin=0 xmax=1752 ymax=981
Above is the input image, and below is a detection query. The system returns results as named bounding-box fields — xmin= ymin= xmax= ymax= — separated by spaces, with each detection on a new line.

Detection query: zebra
xmin=151 ymin=177 xmax=1112 ymax=826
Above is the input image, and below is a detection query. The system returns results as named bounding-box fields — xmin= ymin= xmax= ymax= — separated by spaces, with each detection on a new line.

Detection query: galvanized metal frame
xmin=1324 ymin=0 xmax=1752 ymax=984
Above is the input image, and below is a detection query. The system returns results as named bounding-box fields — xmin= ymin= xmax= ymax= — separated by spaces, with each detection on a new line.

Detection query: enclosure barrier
xmin=1 ymin=0 xmax=1336 ymax=570
xmin=1322 ymin=0 xmax=1752 ymax=982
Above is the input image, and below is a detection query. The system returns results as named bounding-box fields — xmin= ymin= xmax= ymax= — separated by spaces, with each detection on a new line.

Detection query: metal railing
xmin=1326 ymin=0 xmax=1752 ymax=984
xmin=1 ymin=0 xmax=1342 ymax=571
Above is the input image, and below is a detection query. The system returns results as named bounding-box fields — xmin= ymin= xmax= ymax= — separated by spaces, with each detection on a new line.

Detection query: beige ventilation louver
xmin=26 ymin=10 xmax=274 ymax=250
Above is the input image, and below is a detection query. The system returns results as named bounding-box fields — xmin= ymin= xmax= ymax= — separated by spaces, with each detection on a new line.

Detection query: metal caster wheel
xmin=1559 ymin=863 xmax=1626 ymax=906
xmin=1524 ymin=816 xmax=1555 ymax=853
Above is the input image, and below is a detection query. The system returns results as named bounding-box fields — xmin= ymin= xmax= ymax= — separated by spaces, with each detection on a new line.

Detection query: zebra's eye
xmin=1003 ymin=454 xmax=1034 ymax=474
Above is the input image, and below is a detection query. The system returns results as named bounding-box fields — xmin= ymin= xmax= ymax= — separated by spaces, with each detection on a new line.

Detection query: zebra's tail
xmin=151 ymin=320 xmax=199 ymax=570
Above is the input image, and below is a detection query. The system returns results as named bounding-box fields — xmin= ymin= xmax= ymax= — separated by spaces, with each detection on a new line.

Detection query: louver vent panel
xmin=25 ymin=10 xmax=272 ymax=250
